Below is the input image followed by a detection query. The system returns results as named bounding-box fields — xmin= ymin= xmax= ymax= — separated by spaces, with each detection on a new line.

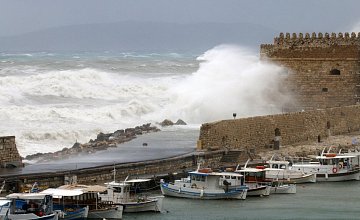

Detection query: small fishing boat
xmin=41 ymin=188 xmax=89 ymax=219
xmin=264 ymin=159 xmax=316 ymax=183
xmin=5 ymin=193 xmax=59 ymax=220
xmin=160 ymin=166 xmax=248 ymax=200
xmin=292 ymin=147 xmax=360 ymax=182
xmin=99 ymin=179 xmax=163 ymax=213
xmin=55 ymin=184 xmax=123 ymax=219
xmin=234 ymin=167 xmax=271 ymax=197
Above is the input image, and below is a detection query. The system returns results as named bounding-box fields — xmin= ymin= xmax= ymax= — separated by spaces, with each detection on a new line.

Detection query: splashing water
xmin=0 ymin=46 xmax=291 ymax=156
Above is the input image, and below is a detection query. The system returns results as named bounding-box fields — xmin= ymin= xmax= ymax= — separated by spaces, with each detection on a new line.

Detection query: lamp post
xmin=233 ymin=113 xmax=237 ymax=119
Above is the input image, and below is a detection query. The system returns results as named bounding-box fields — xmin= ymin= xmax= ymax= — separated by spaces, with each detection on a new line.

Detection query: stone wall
xmin=260 ymin=32 xmax=360 ymax=109
xmin=0 ymin=136 xmax=22 ymax=168
xmin=0 ymin=151 xmax=224 ymax=192
xmin=198 ymin=105 xmax=360 ymax=151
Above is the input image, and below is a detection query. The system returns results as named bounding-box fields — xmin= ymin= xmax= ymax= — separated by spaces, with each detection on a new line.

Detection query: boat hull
xmin=247 ymin=185 xmax=271 ymax=197
xmin=87 ymin=206 xmax=123 ymax=219
xmin=316 ymin=169 xmax=360 ymax=182
xmin=160 ymin=183 xmax=247 ymax=200
xmin=55 ymin=206 xmax=88 ymax=219
xmin=122 ymin=196 xmax=163 ymax=213
xmin=8 ymin=213 xmax=58 ymax=220
xmin=270 ymin=184 xmax=296 ymax=194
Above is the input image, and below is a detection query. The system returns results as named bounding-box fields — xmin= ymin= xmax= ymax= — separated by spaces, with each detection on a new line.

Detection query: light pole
xmin=233 ymin=113 xmax=237 ymax=119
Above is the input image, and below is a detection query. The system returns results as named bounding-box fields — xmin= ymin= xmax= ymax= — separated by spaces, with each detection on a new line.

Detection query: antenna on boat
xmin=270 ymin=154 xmax=275 ymax=161
xmin=320 ymin=147 xmax=326 ymax=157
xmin=196 ymin=163 xmax=201 ymax=171
xmin=338 ymin=149 xmax=342 ymax=154
xmin=113 ymin=164 xmax=116 ymax=182
xmin=124 ymin=175 xmax=129 ymax=182
xmin=244 ymin=158 xmax=250 ymax=169
xmin=0 ymin=180 xmax=5 ymax=194
xmin=327 ymin=146 xmax=333 ymax=153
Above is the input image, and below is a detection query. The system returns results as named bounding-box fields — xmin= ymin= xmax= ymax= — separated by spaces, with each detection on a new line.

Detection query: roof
xmin=41 ymin=188 xmax=84 ymax=198
xmin=236 ymin=168 xmax=265 ymax=173
xmin=6 ymin=193 xmax=50 ymax=200
xmin=266 ymin=160 xmax=289 ymax=164
xmin=316 ymin=155 xmax=356 ymax=159
xmin=58 ymin=184 xmax=107 ymax=193
xmin=189 ymin=171 xmax=243 ymax=177
xmin=0 ymin=199 xmax=11 ymax=206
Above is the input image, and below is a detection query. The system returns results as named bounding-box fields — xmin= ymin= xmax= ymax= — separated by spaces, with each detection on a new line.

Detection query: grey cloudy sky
xmin=1 ymin=0 xmax=360 ymax=37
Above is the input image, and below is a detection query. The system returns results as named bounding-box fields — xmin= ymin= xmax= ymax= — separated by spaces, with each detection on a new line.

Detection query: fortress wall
xmin=260 ymin=32 xmax=360 ymax=109
xmin=198 ymin=105 xmax=360 ymax=151
xmin=0 ymin=136 xmax=22 ymax=168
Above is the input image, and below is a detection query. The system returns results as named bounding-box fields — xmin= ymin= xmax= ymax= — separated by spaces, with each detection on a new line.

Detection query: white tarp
xmin=41 ymin=188 xmax=84 ymax=198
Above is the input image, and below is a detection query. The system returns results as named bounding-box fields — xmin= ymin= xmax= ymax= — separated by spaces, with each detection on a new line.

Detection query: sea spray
xmin=0 ymin=47 xmax=292 ymax=155
xmin=151 ymin=45 xmax=293 ymax=123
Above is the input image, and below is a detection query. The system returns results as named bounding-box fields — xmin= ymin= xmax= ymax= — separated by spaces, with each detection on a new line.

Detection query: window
xmin=330 ymin=69 xmax=340 ymax=75
xmin=322 ymin=88 xmax=328 ymax=92
xmin=280 ymin=164 xmax=287 ymax=169
xmin=272 ymin=164 xmax=279 ymax=169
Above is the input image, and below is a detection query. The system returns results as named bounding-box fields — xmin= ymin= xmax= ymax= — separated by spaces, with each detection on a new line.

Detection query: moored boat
xmin=292 ymin=148 xmax=360 ymax=182
xmin=160 ymin=167 xmax=248 ymax=200
xmin=234 ymin=166 xmax=271 ymax=197
xmin=264 ymin=159 xmax=316 ymax=183
xmin=99 ymin=179 xmax=163 ymax=213
xmin=5 ymin=193 xmax=59 ymax=220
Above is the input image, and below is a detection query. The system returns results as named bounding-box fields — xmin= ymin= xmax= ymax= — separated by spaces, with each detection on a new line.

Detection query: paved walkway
xmin=0 ymin=128 xmax=198 ymax=176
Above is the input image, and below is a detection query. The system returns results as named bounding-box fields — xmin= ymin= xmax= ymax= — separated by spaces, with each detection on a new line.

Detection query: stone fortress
xmin=199 ymin=32 xmax=360 ymax=153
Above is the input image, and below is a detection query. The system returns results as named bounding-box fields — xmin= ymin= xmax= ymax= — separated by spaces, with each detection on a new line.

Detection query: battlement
xmin=267 ymin=32 xmax=360 ymax=48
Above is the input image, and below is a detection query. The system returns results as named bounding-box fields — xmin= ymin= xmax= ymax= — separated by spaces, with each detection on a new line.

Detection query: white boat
xmin=234 ymin=167 xmax=271 ymax=196
xmin=292 ymin=148 xmax=360 ymax=182
xmin=56 ymin=184 xmax=123 ymax=219
xmin=264 ymin=159 xmax=316 ymax=183
xmin=5 ymin=193 xmax=58 ymax=220
xmin=99 ymin=179 xmax=163 ymax=213
xmin=269 ymin=182 xmax=296 ymax=194
xmin=41 ymin=188 xmax=89 ymax=219
xmin=160 ymin=167 xmax=248 ymax=200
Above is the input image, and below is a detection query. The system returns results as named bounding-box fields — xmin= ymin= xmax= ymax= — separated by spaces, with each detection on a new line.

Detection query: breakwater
xmin=0 ymin=150 xmax=224 ymax=193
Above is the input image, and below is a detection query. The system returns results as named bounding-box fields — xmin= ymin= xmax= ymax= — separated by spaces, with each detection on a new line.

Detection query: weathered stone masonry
xmin=261 ymin=32 xmax=360 ymax=110
xmin=0 ymin=136 xmax=22 ymax=168
xmin=198 ymin=105 xmax=360 ymax=151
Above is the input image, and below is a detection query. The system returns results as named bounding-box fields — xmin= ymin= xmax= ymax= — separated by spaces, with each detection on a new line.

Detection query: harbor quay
xmin=0 ymin=150 xmax=232 ymax=193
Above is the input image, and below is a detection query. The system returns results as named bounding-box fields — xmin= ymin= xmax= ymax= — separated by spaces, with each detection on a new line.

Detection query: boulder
xmin=160 ymin=119 xmax=174 ymax=126
xmin=175 ymin=119 xmax=187 ymax=125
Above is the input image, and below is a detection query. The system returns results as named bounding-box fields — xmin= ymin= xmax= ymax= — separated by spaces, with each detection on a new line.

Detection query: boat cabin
xmin=266 ymin=160 xmax=290 ymax=170
xmin=236 ymin=168 xmax=267 ymax=183
xmin=185 ymin=170 xmax=245 ymax=190
xmin=6 ymin=193 xmax=54 ymax=217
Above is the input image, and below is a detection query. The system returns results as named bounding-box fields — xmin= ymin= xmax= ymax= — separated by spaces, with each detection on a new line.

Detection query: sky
xmin=1 ymin=0 xmax=360 ymax=37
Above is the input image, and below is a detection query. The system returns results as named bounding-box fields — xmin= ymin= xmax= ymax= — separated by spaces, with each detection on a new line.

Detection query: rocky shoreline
xmin=24 ymin=123 xmax=160 ymax=163
xmin=24 ymin=119 xmax=187 ymax=163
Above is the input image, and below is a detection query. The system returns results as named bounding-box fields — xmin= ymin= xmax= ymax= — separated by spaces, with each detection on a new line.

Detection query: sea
xmin=127 ymin=181 xmax=360 ymax=220
xmin=0 ymin=45 xmax=291 ymax=157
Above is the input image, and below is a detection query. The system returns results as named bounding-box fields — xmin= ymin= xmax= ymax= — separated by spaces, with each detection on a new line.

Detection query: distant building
xmin=260 ymin=32 xmax=360 ymax=110
xmin=0 ymin=136 xmax=23 ymax=168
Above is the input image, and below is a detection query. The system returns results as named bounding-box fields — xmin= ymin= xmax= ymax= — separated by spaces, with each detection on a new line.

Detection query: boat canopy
xmin=0 ymin=199 xmax=11 ymax=206
xmin=316 ymin=155 xmax=356 ymax=159
xmin=41 ymin=188 xmax=84 ymax=198
xmin=189 ymin=171 xmax=243 ymax=177
xmin=6 ymin=193 xmax=50 ymax=200
xmin=236 ymin=168 xmax=265 ymax=173
xmin=58 ymin=184 xmax=107 ymax=193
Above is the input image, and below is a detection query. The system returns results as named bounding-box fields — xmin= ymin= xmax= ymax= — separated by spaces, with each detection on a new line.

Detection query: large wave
xmin=0 ymin=45 xmax=292 ymax=156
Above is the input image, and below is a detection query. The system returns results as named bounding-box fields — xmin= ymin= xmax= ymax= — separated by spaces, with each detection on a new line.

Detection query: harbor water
xmin=125 ymin=181 xmax=359 ymax=220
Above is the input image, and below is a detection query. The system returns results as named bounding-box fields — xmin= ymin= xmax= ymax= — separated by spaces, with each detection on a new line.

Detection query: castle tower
xmin=0 ymin=136 xmax=23 ymax=168
xmin=260 ymin=32 xmax=360 ymax=110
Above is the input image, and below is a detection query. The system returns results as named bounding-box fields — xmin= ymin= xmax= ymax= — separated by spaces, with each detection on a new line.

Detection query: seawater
xmin=0 ymin=46 xmax=291 ymax=156
xmin=126 ymin=181 xmax=360 ymax=220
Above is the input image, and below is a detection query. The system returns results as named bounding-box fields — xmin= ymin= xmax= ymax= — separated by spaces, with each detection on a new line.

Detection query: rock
xmin=160 ymin=119 xmax=174 ymax=126
xmin=175 ymin=119 xmax=187 ymax=125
